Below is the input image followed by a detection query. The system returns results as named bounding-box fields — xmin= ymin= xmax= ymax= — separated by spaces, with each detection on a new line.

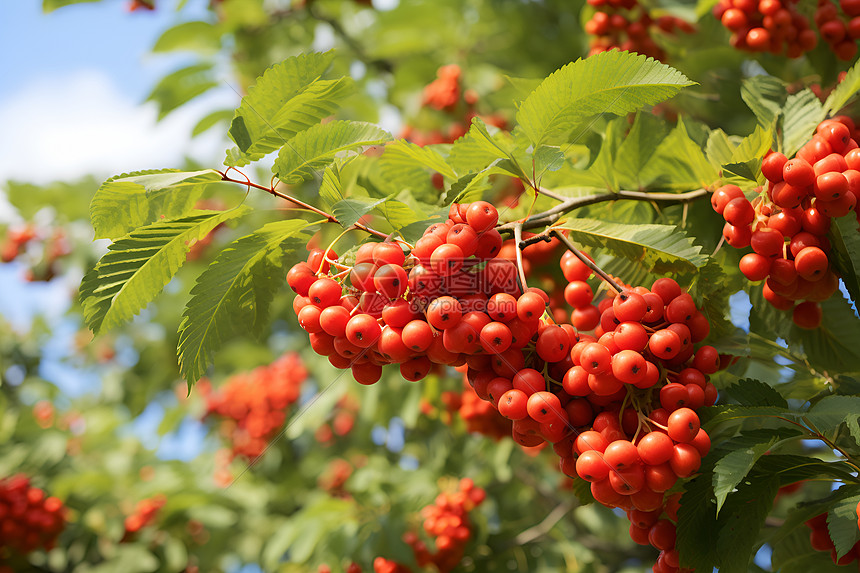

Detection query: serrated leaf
xmin=586 ymin=116 xmax=626 ymax=191
xmin=715 ymin=473 xmax=780 ymax=573
xmin=824 ymin=61 xmax=860 ymax=116
xmin=725 ymin=378 xmax=789 ymax=408
xmin=829 ymin=215 xmax=860 ymax=306
xmin=805 ymin=395 xmax=860 ymax=442
xmin=80 ymin=207 xmax=249 ymax=334
xmin=273 ymin=121 xmax=391 ymax=184
xmin=613 ymin=112 xmax=671 ymax=189
xmin=792 ymin=293 xmax=860 ymax=374
xmin=380 ymin=140 xmax=457 ymax=180
xmin=782 ymin=89 xmax=827 ymax=157
xmin=319 ymin=163 xmax=347 ymax=208
xmin=712 ymin=435 xmax=778 ymax=515
xmin=152 ymin=21 xmax=221 ymax=55
xmin=177 ymin=219 xmax=311 ymax=383
xmin=448 ymin=119 xmax=512 ymax=175
xmin=706 ymin=129 xmax=737 ymax=170
xmin=639 ymin=118 xmax=718 ymax=190
xmin=226 ymin=52 xmax=355 ymax=165
xmin=516 ymin=51 xmax=694 ymax=147
xmin=741 ymin=75 xmax=786 ymax=127
xmin=90 ymin=169 xmax=222 ymax=240
xmin=332 ymin=195 xmax=397 ymax=229
xmin=147 ymin=63 xmax=217 ymax=121
xmin=828 ymin=495 xmax=860 ymax=558
xmin=558 ymin=218 xmax=708 ymax=275
xmin=699 ymin=404 xmax=792 ymax=427
xmin=677 ymin=474 xmax=718 ymax=570
xmin=533 ymin=146 xmax=564 ymax=173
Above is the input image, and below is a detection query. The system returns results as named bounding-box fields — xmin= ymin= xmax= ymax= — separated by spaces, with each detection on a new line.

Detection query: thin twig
xmin=219 ymin=171 xmax=389 ymax=239
xmin=551 ymin=230 xmax=623 ymax=294
xmin=513 ymin=223 xmax=529 ymax=293
xmin=514 ymin=501 xmax=575 ymax=545
xmin=496 ymin=188 xmax=710 ymax=233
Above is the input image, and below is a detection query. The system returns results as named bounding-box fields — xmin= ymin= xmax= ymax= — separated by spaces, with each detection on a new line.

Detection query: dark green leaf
xmin=516 ymin=51 xmax=695 ymax=147
xmin=712 ymin=434 xmax=779 ymax=515
xmin=792 ymin=293 xmax=860 ymax=374
xmin=177 ymin=219 xmax=312 ymax=383
xmin=827 ymin=495 xmax=860 ymax=558
xmin=677 ymin=473 xmax=718 ymax=570
xmin=805 ymin=395 xmax=860 ymax=442
xmin=724 ymin=378 xmax=789 ymax=408
xmin=90 ymin=169 xmax=222 ymax=240
xmin=829 ymin=214 xmax=860 ymax=306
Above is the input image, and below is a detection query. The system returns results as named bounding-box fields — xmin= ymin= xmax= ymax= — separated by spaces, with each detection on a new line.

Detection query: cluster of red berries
xmin=0 ymin=224 xmax=71 ymax=282
xmin=713 ymin=116 xmax=860 ymax=328
xmin=289 ymin=200 xmax=549 ymax=385
xmin=585 ymin=0 xmax=695 ymax=60
xmin=804 ymin=510 xmax=860 ymax=565
xmin=0 ymin=475 xmax=66 ymax=561
xmin=714 ymin=0 xmax=860 ymax=59
xmin=714 ymin=0 xmax=819 ymax=56
xmin=199 ymin=353 xmax=307 ymax=459
xmin=314 ymin=394 xmax=359 ymax=445
xmin=122 ymin=495 xmax=166 ymax=541
xmin=814 ymin=0 xmax=860 ymax=61
xmin=400 ymin=65 xmax=507 ymax=148
xmin=404 ymin=478 xmax=486 ymax=572
xmin=465 ymin=277 xmax=717 ymax=573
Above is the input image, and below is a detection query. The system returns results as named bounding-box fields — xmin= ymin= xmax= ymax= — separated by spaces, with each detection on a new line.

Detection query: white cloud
xmin=0 ymin=69 xmax=237 ymax=185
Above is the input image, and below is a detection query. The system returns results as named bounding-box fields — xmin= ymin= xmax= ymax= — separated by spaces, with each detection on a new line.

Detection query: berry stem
xmin=513 ymin=223 xmax=530 ymax=293
xmin=218 ymin=169 xmax=390 ymax=239
xmin=550 ymin=230 xmax=623 ymax=294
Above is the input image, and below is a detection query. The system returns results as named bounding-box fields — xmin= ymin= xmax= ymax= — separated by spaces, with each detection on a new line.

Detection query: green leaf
xmin=332 ymin=194 xmax=401 ymax=229
xmin=80 ymin=207 xmax=249 ymax=334
xmin=677 ymin=474 xmax=718 ymax=570
xmin=177 ymin=219 xmax=311 ymax=383
xmin=613 ymin=112 xmax=671 ymax=189
xmin=516 ymin=51 xmax=694 ymax=147
xmin=42 ymin=0 xmax=99 ymax=12
xmin=706 ymin=129 xmax=737 ymax=170
xmin=782 ymin=89 xmax=827 ymax=157
xmin=731 ymin=124 xmax=772 ymax=164
xmin=146 ymin=63 xmax=217 ymax=120
xmin=557 ymin=219 xmax=708 ymax=275
xmin=805 ymin=395 xmax=860 ymax=442
xmin=712 ymin=434 xmax=779 ymax=515
xmin=824 ymin=61 xmax=860 ymax=116
xmin=226 ymin=51 xmax=354 ymax=165
xmin=715 ymin=472 xmax=780 ymax=573
xmin=192 ymin=109 xmax=233 ymax=137
xmin=699 ymin=404 xmax=792 ymax=427
xmin=90 ymin=169 xmax=222 ymax=240
xmin=829 ymin=214 xmax=860 ymax=306
xmin=379 ymin=140 xmax=457 ymax=180
xmin=273 ymin=121 xmax=391 ymax=184
xmin=533 ymin=146 xmax=564 ymax=173
xmin=722 ymin=160 xmax=760 ymax=182
xmin=828 ymin=495 xmax=860 ymax=558
xmin=724 ymin=378 xmax=789 ymax=408
xmin=152 ymin=21 xmax=221 ymax=55
xmin=741 ymin=75 xmax=786 ymax=127
xmin=448 ymin=118 xmax=513 ymax=175
xmin=639 ymin=118 xmax=718 ymax=190
xmin=792 ymin=293 xmax=860 ymax=374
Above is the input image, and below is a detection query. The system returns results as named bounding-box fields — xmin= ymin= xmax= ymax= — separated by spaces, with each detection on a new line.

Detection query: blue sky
xmin=0 ymin=0 xmax=234 ymax=184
